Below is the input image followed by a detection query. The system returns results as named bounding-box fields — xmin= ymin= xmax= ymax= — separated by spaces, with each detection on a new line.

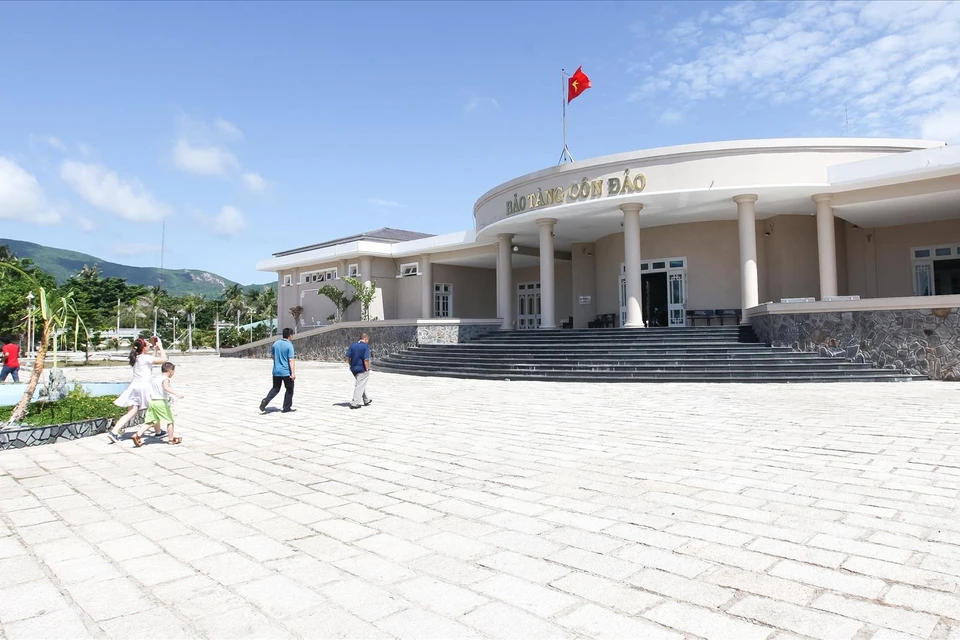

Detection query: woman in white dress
xmin=107 ymin=337 xmax=167 ymax=443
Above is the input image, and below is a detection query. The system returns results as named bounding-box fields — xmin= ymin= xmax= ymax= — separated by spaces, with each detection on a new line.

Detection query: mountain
xmin=0 ymin=238 xmax=274 ymax=298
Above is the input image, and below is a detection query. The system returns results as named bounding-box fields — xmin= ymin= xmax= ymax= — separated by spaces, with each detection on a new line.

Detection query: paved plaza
xmin=0 ymin=356 xmax=959 ymax=639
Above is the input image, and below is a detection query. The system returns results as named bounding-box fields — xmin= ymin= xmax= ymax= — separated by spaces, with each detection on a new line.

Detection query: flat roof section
xmin=273 ymin=227 xmax=435 ymax=257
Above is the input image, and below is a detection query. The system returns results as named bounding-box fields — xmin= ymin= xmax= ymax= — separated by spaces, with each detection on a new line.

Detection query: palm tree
xmin=249 ymin=286 xmax=278 ymax=335
xmin=262 ymin=286 xmax=278 ymax=335
xmin=177 ymin=294 xmax=204 ymax=352
xmin=139 ymin=287 xmax=168 ymax=335
xmin=127 ymin=296 xmax=151 ymax=334
xmin=222 ymin=284 xmax=247 ymax=330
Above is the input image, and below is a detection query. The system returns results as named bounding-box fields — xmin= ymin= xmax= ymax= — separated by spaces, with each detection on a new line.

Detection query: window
xmin=282 ymin=274 xmax=292 ymax=287
xmin=348 ymin=263 xmax=359 ymax=277
xmin=434 ymin=284 xmax=452 ymax=318
xmin=399 ymin=262 xmax=419 ymax=277
xmin=911 ymin=245 xmax=960 ymax=296
xmin=301 ymin=268 xmax=337 ymax=284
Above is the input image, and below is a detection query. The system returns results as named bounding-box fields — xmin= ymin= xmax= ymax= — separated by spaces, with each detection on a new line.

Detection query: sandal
xmin=167 ymin=437 xmax=182 ymax=445
xmin=132 ymin=434 xmax=143 ymax=448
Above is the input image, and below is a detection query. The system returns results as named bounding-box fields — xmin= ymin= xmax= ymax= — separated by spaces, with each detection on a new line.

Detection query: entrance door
xmin=517 ymin=282 xmax=541 ymax=330
xmin=619 ymin=257 xmax=687 ymax=327
xmin=913 ymin=261 xmax=934 ymax=296
xmin=667 ymin=269 xmax=687 ymax=326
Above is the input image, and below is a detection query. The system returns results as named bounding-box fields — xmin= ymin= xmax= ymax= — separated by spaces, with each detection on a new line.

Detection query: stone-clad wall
xmin=0 ymin=412 xmax=144 ymax=450
xmin=749 ymin=308 xmax=960 ymax=380
xmin=220 ymin=321 xmax=499 ymax=362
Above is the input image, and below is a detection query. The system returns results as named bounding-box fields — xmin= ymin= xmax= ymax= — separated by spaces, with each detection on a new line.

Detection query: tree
xmin=289 ymin=305 xmax=303 ymax=333
xmin=0 ymin=246 xmax=56 ymax=339
xmin=343 ymin=276 xmax=377 ymax=321
xmin=222 ymin=284 xmax=247 ymax=330
xmin=256 ymin=287 xmax=278 ymax=335
xmin=0 ymin=263 xmax=88 ymax=424
xmin=126 ymin=296 xmax=151 ymax=334
xmin=318 ymin=285 xmax=354 ymax=322
xmin=177 ymin=294 xmax=204 ymax=352
xmin=138 ymin=286 xmax=168 ymax=336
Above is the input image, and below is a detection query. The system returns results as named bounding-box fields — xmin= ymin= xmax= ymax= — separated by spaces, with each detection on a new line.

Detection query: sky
xmin=1 ymin=0 xmax=958 ymax=285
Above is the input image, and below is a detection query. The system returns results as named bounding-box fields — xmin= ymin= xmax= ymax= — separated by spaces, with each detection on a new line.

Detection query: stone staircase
xmin=374 ymin=326 xmax=925 ymax=383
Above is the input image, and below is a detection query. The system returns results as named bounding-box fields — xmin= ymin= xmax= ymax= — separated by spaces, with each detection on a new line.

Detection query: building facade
xmin=258 ymin=138 xmax=960 ymax=333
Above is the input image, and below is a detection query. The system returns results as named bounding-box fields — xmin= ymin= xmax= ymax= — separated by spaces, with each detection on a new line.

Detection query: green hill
xmin=0 ymin=238 xmax=274 ymax=298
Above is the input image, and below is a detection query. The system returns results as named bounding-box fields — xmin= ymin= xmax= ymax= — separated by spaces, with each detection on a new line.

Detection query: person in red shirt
xmin=1 ymin=337 xmax=20 ymax=383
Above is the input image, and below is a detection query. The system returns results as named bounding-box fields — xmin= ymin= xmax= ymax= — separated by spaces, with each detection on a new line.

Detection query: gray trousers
xmin=352 ymin=371 xmax=370 ymax=406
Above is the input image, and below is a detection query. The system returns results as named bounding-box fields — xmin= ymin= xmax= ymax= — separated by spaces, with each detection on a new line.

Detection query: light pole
xmin=26 ymin=292 xmax=35 ymax=354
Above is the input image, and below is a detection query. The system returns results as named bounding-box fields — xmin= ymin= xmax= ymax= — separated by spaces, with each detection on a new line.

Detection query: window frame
xmin=434 ymin=283 xmax=453 ymax=318
xmin=399 ymin=262 xmax=420 ymax=277
xmin=300 ymin=268 xmax=337 ymax=284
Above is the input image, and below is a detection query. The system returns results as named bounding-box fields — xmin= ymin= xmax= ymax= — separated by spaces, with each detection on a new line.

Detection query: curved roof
xmin=473 ymin=137 xmax=943 ymax=215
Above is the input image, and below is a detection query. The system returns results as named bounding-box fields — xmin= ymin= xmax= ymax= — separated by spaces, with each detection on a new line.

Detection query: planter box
xmin=0 ymin=412 xmax=144 ymax=450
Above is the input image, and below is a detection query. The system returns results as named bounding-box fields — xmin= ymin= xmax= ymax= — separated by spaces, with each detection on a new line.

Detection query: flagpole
xmin=558 ymin=68 xmax=574 ymax=165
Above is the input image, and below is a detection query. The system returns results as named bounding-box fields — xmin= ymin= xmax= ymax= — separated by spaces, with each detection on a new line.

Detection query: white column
xmin=421 ymin=254 xmax=432 ymax=319
xmin=620 ymin=203 xmax=644 ymax=328
xmin=497 ymin=234 xmax=514 ymax=330
xmin=734 ymin=194 xmax=760 ymax=312
xmin=813 ymin=194 xmax=838 ymax=299
xmin=537 ymin=218 xmax=557 ymax=329
xmin=360 ymin=257 xmax=372 ymax=287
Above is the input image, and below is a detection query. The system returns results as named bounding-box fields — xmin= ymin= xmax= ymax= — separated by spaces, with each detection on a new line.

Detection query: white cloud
xmin=42 ymin=135 xmax=66 ymax=151
xmin=75 ymin=216 xmax=95 ymax=232
xmin=114 ymin=242 xmax=161 ymax=257
xmin=0 ymin=157 xmax=61 ymax=225
xmin=464 ymin=95 xmax=500 ymax=114
xmin=242 ymin=172 xmax=269 ymax=194
xmin=922 ymin=102 xmax=960 ymax=143
xmin=213 ymin=205 xmax=246 ymax=237
xmin=214 ymin=118 xmax=244 ymax=140
xmin=368 ymin=198 xmax=405 ymax=208
xmin=172 ymin=139 xmax=239 ymax=177
xmin=659 ymin=108 xmax=683 ymax=124
xmin=59 ymin=160 xmax=172 ymax=223
xmin=635 ymin=0 xmax=960 ymax=141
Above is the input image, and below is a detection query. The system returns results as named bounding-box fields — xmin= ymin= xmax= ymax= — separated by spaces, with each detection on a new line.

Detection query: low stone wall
xmin=749 ymin=307 xmax=960 ymax=380
xmin=2 ymin=416 xmax=113 ymax=450
xmin=219 ymin=320 xmax=501 ymax=362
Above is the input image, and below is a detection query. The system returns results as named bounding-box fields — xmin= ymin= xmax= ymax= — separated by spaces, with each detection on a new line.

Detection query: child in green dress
xmin=132 ymin=362 xmax=184 ymax=447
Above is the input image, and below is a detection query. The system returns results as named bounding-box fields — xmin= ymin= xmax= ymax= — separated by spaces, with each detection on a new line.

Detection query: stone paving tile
xmin=0 ymin=357 xmax=958 ymax=639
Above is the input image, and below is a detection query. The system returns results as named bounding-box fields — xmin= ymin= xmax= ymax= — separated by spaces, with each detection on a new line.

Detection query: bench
xmin=686 ymin=309 xmax=742 ymax=326
xmin=587 ymin=313 xmax=617 ymax=329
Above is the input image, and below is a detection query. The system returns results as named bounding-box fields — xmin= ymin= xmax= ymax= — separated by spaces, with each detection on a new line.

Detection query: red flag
xmin=567 ymin=66 xmax=591 ymax=103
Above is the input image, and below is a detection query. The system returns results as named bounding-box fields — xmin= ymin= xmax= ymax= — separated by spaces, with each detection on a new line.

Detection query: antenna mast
xmin=158 ymin=220 xmax=165 ymax=291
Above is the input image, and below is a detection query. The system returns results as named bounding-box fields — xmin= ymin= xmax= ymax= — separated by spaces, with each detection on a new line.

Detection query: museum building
xmin=258 ymin=138 xmax=960 ymax=333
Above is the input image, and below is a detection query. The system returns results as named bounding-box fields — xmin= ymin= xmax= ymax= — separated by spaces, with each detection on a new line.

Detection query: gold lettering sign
xmin=506 ymin=169 xmax=646 ymax=216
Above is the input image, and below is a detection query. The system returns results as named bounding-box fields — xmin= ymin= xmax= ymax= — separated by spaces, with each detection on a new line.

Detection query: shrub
xmin=0 ymin=385 xmax=125 ymax=427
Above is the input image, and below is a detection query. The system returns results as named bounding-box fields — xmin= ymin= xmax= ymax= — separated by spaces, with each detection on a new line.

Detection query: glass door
xmin=667 ymin=269 xmax=686 ymax=326
xmin=517 ymin=282 xmax=541 ymax=330
xmin=618 ymin=272 xmax=627 ymax=328
xmin=913 ymin=261 xmax=934 ymax=296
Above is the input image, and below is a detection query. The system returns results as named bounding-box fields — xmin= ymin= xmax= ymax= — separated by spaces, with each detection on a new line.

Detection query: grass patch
xmin=0 ymin=388 xmax=124 ymax=427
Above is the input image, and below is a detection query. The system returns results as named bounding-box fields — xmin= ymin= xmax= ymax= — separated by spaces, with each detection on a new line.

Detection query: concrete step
xmin=375 ymin=327 xmax=915 ymax=384
xmin=373 ymin=364 xmax=922 ymax=383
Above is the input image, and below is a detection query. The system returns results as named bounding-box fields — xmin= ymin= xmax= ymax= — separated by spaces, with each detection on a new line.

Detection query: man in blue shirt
xmin=345 ymin=333 xmax=372 ymax=409
xmin=260 ymin=328 xmax=296 ymax=413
